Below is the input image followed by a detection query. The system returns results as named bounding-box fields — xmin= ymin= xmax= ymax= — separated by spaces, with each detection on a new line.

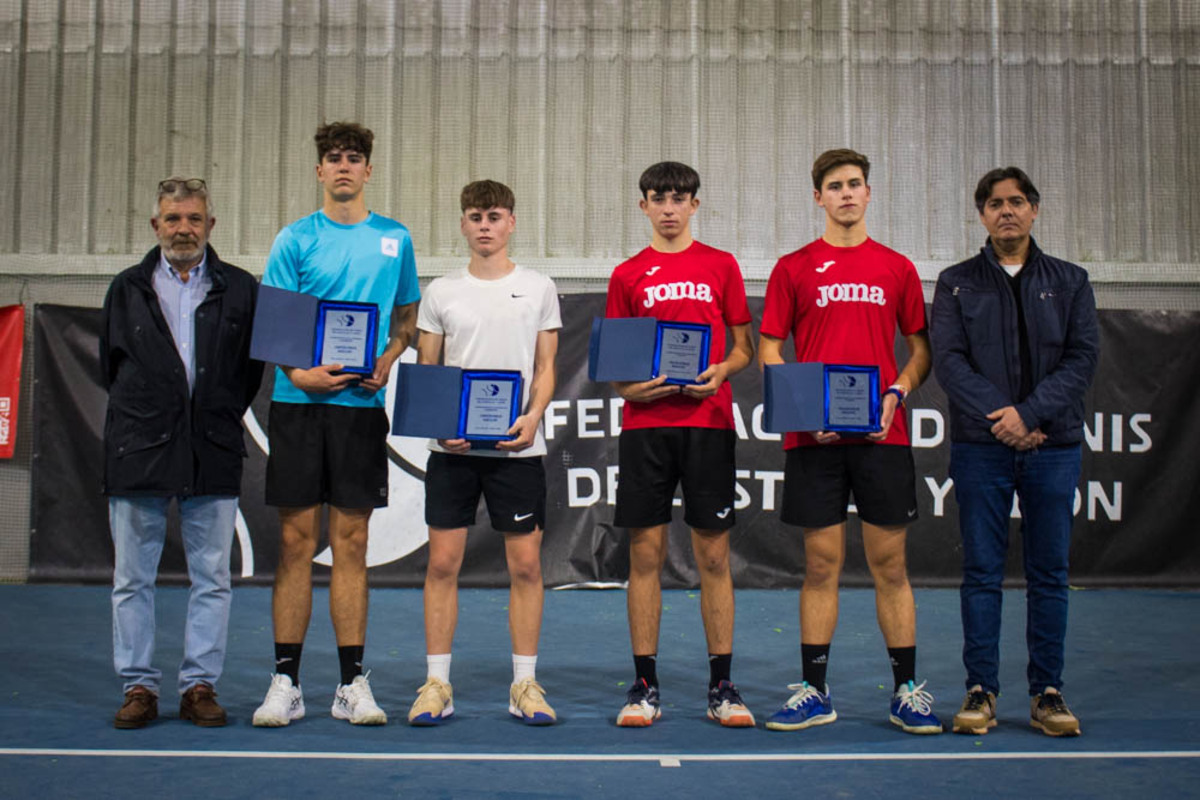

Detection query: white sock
xmin=513 ymin=654 xmax=538 ymax=684
xmin=427 ymin=653 xmax=451 ymax=684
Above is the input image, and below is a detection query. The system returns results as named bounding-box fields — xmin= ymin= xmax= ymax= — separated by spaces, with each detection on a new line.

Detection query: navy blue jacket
xmin=930 ymin=238 xmax=1099 ymax=446
xmin=100 ymin=245 xmax=263 ymax=496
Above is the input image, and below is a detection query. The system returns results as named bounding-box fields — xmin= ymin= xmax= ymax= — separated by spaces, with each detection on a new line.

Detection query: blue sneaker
xmin=765 ymin=682 xmax=837 ymax=731
xmin=889 ymin=680 xmax=943 ymax=734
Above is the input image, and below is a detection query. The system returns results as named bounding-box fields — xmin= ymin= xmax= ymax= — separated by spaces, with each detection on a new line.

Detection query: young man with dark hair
xmin=932 ymin=167 xmax=1098 ymax=737
xmin=406 ymin=180 xmax=562 ymax=726
xmin=252 ymin=121 xmax=420 ymax=727
xmin=759 ymin=148 xmax=942 ymax=735
xmin=606 ymin=161 xmax=756 ymax=728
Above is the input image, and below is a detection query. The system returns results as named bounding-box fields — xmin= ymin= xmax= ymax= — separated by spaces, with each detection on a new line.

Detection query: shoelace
xmin=782 ymin=682 xmax=821 ymax=709
xmin=1040 ymin=692 xmax=1069 ymax=714
xmin=896 ymin=680 xmax=935 ymax=714
xmin=964 ymin=691 xmax=989 ymax=711
xmin=627 ymin=679 xmax=652 ymax=704
xmin=713 ymin=682 xmax=744 ymax=707
xmin=265 ymin=676 xmax=294 ymax=702
xmin=515 ymin=679 xmax=547 ymax=706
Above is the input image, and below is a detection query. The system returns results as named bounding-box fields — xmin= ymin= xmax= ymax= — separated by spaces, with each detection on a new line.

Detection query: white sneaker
xmin=252 ymin=674 xmax=305 ymax=727
xmin=332 ymin=672 xmax=388 ymax=725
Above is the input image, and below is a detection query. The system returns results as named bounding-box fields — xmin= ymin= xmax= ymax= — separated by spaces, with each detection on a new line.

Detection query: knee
xmin=629 ymin=539 xmax=666 ymax=575
xmin=804 ymin=551 xmax=842 ymax=586
xmin=329 ymin=527 xmax=368 ymax=564
xmin=868 ymin=553 xmax=909 ymax=590
xmin=278 ymin=530 xmax=318 ymax=564
xmin=426 ymin=550 xmax=463 ymax=583
xmin=692 ymin=544 xmax=730 ymax=577
xmin=508 ymin=553 xmax=543 ymax=586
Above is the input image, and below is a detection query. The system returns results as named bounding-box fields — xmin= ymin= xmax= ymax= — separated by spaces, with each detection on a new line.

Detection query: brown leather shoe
xmin=114 ymin=685 xmax=158 ymax=729
xmin=180 ymin=682 xmax=227 ymax=727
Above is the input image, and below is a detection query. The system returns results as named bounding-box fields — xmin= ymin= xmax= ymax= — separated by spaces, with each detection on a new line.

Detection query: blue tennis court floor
xmin=0 ymin=585 xmax=1196 ymax=798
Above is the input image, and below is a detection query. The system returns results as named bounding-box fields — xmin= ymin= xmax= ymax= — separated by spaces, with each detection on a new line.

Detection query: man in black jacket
xmin=101 ymin=177 xmax=263 ymax=729
xmin=931 ymin=167 xmax=1099 ymax=738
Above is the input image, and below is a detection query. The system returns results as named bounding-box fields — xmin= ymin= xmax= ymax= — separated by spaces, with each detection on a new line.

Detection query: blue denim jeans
xmin=949 ymin=443 xmax=1081 ymax=697
xmin=109 ymin=495 xmax=237 ymax=695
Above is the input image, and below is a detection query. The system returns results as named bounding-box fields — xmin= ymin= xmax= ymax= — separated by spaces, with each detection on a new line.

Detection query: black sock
xmin=888 ymin=646 xmax=916 ymax=691
xmin=801 ymin=643 xmax=830 ymax=691
xmin=634 ymin=654 xmax=658 ymax=687
xmin=338 ymin=645 xmax=365 ymax=686
xmin=274 ymin=642 xmax=303 ymax=687
xmin=708 ymin=653 xmax=732 ymax=689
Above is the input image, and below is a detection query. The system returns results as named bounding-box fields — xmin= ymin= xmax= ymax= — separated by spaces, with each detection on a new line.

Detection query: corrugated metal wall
xmin=1 ymin=0 xmax=1198 ymax=582
xmin=1 ymin=0 xmax=1197 ymax=275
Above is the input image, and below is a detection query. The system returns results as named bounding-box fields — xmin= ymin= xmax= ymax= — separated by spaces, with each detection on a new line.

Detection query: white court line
xmin=0 ymin=749 xmax=1198 ymax=767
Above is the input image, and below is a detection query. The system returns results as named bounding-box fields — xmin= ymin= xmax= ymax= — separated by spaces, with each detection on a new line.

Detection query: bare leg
xmin=505 ymin=528 xmax=545 ymax=656
xmin=627 ymin=525 xmax=669 ymax=654
xmin=272 ymin=506 xmax=321 ymax=643
xmin=862 ymin=522 xmax=915 ymax=647
xmin=799 ymin=524 xmax=846 ymax=644
xmin=327 ymin=506 xmax=372 ymax=646
xmin=424 ymin=527 xmax=467 ymax=654
xmin=690 ymin=528 xmax=734 ymax=653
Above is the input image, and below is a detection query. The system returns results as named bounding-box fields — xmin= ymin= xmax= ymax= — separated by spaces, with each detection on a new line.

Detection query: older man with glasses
xmin=101 ymin=177 xmax=263 ymax=729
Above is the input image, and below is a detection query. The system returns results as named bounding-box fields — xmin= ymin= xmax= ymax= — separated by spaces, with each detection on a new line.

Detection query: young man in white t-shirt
xmin=407 ymin=180 xmax=562 ymax=726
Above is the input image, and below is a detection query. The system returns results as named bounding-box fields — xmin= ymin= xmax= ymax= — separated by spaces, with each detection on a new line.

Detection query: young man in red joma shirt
xmin=758 ymin=148 xmax=942 ymax=735
xmin=605 ymin=162 xmax=755 ymax=728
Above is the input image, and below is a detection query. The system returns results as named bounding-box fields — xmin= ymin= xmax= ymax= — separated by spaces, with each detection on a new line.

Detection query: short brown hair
xmin=460 ymin=180 xmax=515 ymax=212
xmin=314 ymin=121 xmax=374 ymax=163
xmin=811 ymin=148 xmax=871 ymax=191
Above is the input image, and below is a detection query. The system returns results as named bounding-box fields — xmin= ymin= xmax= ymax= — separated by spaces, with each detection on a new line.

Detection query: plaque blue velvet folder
xmin=250 ymin=284 xmax=378 ymax=374
xmin=588 ymin=317 xmax=710 ymax=384
xmin=587 ymin=317 xmax=658 ymax=381
xmin=392 ymin=364 xmax=522 ymax=443
xmin=763 ymin=362 xmax=881 ymax=434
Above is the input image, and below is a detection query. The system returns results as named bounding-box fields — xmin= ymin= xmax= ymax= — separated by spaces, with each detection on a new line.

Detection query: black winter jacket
xmin=930 ymin=238 xmax=1099 ymax=446
xmin=100 ymin=245 xmax=263 ymax=496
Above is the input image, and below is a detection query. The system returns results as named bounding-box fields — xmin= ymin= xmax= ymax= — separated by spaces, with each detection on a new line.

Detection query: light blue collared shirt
xmin=153 ymin=253 xmax=212 ymax=393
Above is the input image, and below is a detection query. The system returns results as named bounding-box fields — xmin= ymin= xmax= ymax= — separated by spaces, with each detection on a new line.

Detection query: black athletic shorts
xmin=613 ymin=427 xmax=737 ymax=531
xmin=780 ymin=443 xmax=918 ymax=528
xmin=265 ymin=401 xmax=389 ymax=509
xmin=424 ymin=452 xmax=546 ymax=533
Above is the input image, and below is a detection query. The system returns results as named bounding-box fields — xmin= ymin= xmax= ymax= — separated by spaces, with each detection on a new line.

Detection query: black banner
xmin=29 ymin=299 xmax=1200 ymax=587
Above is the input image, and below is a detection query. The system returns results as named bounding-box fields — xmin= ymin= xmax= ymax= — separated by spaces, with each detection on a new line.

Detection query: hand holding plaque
xmin=653 ymin=322 xmax=711 ymax=385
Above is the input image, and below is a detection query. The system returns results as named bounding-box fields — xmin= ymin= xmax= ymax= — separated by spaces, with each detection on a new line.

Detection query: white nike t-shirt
xmin=417 ymin=264 xmax=562 ymax=457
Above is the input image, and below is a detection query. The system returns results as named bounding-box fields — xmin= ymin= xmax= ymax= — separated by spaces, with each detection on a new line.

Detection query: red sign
xmin=0 ymin=304 xmax=24 ymax=458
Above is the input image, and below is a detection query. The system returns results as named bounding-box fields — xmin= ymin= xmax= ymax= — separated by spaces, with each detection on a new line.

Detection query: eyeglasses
xmin=157 ymin=178 xmax=207 ymax=193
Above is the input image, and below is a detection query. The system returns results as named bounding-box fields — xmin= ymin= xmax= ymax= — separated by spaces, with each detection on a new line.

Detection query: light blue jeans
xmin=109 ymin=495 xmax=237 ymax=695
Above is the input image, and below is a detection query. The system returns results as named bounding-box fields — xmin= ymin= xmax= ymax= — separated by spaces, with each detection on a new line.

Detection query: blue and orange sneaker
xmin=890 ymin=680 xmax=943 ymax=734
xmin=765 ymin=681 xmax=837 ymax=731
xmin=616 ymin=678 xmax=661 ymax=727
xmin=706 ymin=680 xmax=755 ymax=727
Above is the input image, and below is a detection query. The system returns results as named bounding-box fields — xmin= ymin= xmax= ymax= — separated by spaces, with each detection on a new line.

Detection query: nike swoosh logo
xmin=511 ymin=293 xmax=526 ymax=298
xmin=646 ymin=266 xmax=661 ymax=276
xmin=514 ymin=512 xmax=534 ymax=522
xmin=816 ymin=260 xmax=836 ymax=273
